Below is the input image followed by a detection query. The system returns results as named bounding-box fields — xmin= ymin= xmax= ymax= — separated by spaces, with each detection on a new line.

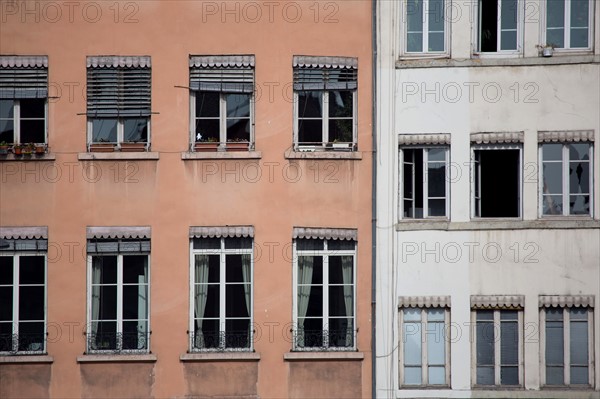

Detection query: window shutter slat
xmin=0 ymin=67 xmax=48 ymax=98
xmin=190 ymin=68 xmax=254 ymax=93
xmin=87 ymin=66 xmax=151 ymax=117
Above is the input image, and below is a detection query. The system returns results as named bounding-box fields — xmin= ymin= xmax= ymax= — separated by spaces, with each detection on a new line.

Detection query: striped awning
xmin=539 ymin=295 xmax=595 ymax=308
xmin=398 ymin=296 xmax=451 ymax=308
xmin=293 ymin=56 xmax=357 ymax=91
xmin=189 ymin=55 xmax=254 ymax=94
xmin=0 ymin=56 xmax=48 ymax=98
xmin=471 ymin=132 xmax=524 ymax=144
xmin=538 ymin=130 xmax=595 ymax=143
xmin=293 ymin=227 xmax=357 ymax=241
xmin=86 ymin=226 xmax=151 ymax=239
xmin=471 ymin=295 xmax=524 ymax=309
xmin=0 ymin=226 xmax=47 ymax=239
xmin=189 ymin=226 xmax=254 ymax=238
xmin=398 ymin=134 xmax=450 ymax=145
xmin=87 ymin=56 xmax=151 ymax=68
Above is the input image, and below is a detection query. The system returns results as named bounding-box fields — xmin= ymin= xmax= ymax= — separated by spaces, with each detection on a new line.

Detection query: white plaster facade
xmin=375 ymin=1 xmax=600 ymax=397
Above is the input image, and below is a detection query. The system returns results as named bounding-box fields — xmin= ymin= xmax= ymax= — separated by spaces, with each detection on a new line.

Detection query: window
xmin=403 ymin=0 xmax=448 ymax=54
xmin=0 ymin=56 xmax=48 ymax=146
xmin=190 ymin=55 xmax=254 ymax=152
xmin=86 ymin=230 xmax=150 ymax=354
xmin=189 ymin=226 xmax=254 ymax=351
xmin=473 ymin=309 xmax=522 ymax=386
xmin=400 ymin=143 xmax=449 ymax=219
xmin=293 ymin=228 xmax=356 ymax=350
xmin=398 ymin=297 xmax=450 ymax=387
xmin=545 ymin=0 xmax=592 ymax=50
xmin=0 ymin=231 xmax=47 ymax=355
xmin=540 ymin=139 xmax=593 ymax=216
xmin=86 ymin=56 xmax=151 ymax=151
xmin=293 ymin=56 xmax=357 ymax=151
xmin=477 ymin=0 xmax=521 ymax=53
xmin=540 ymin=296 xmax=595 ymax=387
xmin=471 ymin=133 xmax=523 ymax=218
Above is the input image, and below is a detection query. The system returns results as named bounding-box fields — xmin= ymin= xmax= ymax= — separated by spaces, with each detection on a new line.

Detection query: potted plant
xmin=89 ymin=139 xmax=115 ymax=152
xmin=194 ymin=136 xmax=219 ymax=152
xmin=120 ymin=141 xmax=146 ymax=152
xmin=13 ymin=144 xmax=23 ymax=155
xmin=226 ymin=137 xmax=250 ymax=152
xmin=34 ymin=143 xmax=46 ymax=155
xmin=0 ymin=141 xmax=9 ymax=155
xmin=22 ymin=143 xmax=34 ymax=155
xmin=536 ymin=43 xmax=555 ymax=57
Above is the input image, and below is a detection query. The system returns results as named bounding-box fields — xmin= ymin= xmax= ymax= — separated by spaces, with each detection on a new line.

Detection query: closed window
xmin=86 ymin=56 xmax=151 ymax=151
xmin=403 ymin=0 xmax=448 ymax=54
xmin=0 ymin=236 xmax=47 ymax=354
xmin=399 ymin=305 xmax=450 ymax=386
xmin=293 ymin=228 xmax=356 ymax=350
xmin=540 ymin=142 xmax=593 ymax=216
xmin=545 ymin=0 xmax=592 ymax=50
xmin=190 ymin=233 xmax=253 ymax=351
xmin=293 ymin=56 xmax=357 ymax=151
xmin=86 ymin=236 xmax=150 ymax=353
xmin=0 ymin=56 xmax=48 ymax=146
xmin=190 ymin=55 xmax=254 ymax=152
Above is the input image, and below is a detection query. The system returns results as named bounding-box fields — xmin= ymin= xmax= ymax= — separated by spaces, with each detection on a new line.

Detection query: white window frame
xmin=540 ymin=307 xmax=595 ymax=387
xmin=473 ymin=0 xmax=524 ymax=57
xmin=538 ymin=142 xmax=594 ymax=217
xmin=399 ymin=0 xmax=450 ymax=57
xmin=470 ymin=309 xmax=524 ymax=387
xmin=293 ymin=90 xmax=358 ymax=151
xmin=0 ymin=252 xmax=47 ymax=355
xmin=399 ymin=146 xmax=450 ymax=220
xmin=541 ymin=0 xmax=594 ymax=52
xmin=86 ymin=118 xmax=151 ymax=149
xmin=292 ymin=238 xmax=357 ymax=351
xmin=189 ymin=236 xmax=254 ymax=352
xmin=398 ymin=307 xmax=451 ymax=387
xmin=0 ymin=99 xmax=48 ymax=144
xmin=85 ymin=253 xmax=151 ymax=354
xmin=189 ymin=91 xmax=254 ymax=150
xmin=471 ymin=144 xmax=523 ymax=219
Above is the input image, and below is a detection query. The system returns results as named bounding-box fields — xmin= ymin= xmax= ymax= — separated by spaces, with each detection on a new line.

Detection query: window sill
xmin=0 ymin=355 xmax=53 ymax=364
xmin=398 ymin=385 xmax=450 ymax=390
xmin=283 ymin=351 xmax=364 ymax=361
xmin=0 ymin=154 xmax=56 ymax=162
xmin=180 ymin=352 xmax=260 ymax=362
xmin=78 ymin=152 xmax=160 ymax=161
xmin=181 ymin=151 xmax=262 ymax=160
xmin=284 ymin=149 xmax=362 ymax=160
xmin=396 ymin=219 xmax=600 ymax=231
xmin=396 ymin=54 xmax=599 ymax=69
xmin=76 ymin=354 xmax=157 ymax=363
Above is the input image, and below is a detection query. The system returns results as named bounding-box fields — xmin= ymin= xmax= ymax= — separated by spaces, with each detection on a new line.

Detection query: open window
xmin=477 ymin=0 xmax=521 ymax=54
xmin=471 ymin=133 xmax=523 ymax=218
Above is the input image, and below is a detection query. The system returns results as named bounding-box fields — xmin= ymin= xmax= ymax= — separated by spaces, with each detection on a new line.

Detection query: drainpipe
xmin=371 ymin=0 xmax=378 ymax=397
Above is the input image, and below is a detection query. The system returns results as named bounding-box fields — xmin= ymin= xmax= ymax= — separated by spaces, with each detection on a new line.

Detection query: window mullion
xmin=117 ymin=255 xmax=124 ymax=350
xmin=117 ymin=120 xmax=123 ymax=144
xmin=564 ymin=308 xmax=571 ymax=384
xmin=220 ymin=94 xmax=226 ymax=143
xmin=423 ymin=0 xmax=429 ymax=52
xmin=323 ymin=91 xmax=329 ymax=144
xmin=220 ymin=239 xmax=226 ymax=348
xmin=565 ymin=0 xmax=571 ymax=47
xmin=422 ymin=311 xmax=428 ymax=384
xmin=494 ymin=311 xmax=501 ymax=385
xmin=323 ymin=245 xmax=329 ymax=346
xmin=423 ymin=149 xmax=429 ymax=218
xmin=563 ymin=145 xmax=569 ymax=215
xmin=497 ymin=0 xmax=503 ymax=50
xmin=12 ymin=256 xmax=19 ymax=348
xmin=14 ymin=100 xmax=20 ymax=144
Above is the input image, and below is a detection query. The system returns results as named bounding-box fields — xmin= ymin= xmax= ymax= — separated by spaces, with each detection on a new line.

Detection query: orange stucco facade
xmin=0 ymin=1 xmax=373 ymax=398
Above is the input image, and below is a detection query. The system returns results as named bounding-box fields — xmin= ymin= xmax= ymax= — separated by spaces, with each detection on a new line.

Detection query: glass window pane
xmin=224 ymin=237 xmax=252 ymax=250
xmin=403 ymin=308 xmax=422 ymax=322
xmin=428 ymin=200 xmax=446 ymax=217
xmin=543 ymin=163 xmax=563 ymax=194
xmin=543 ymin=144 xmax=563 ymax=161
xmin=227 ymin=119 xmax=250 ymax=142
xmin=501 ymin=0 xmax=518 ymax=30
xmin=427 ymin=323 xmax=445 ymax=364
xmin=500 ymin=310 xmax=518 ymax=320
xmin=429 ymin=0 xmax=445 ymax=32
xmin=476 ymin=321 xmax=495 ymax=365
xmin=328 ymin=240 xmax=355 ymax=251
xmin=0 ymin=287 xmax=13 ymax=321
xmin=0 ymin=119 xmax=14 ymax=143
xmin=428 ymin=162 xmax=446 ymax=197
xmin=546 ymin=320 xmax=564 ymax=364
xmin=546 ymin=308 xmax=564 ymax=320
xmin=202 ymin=284 xmax=220 ymax=318
xmin=92 ymin=256 xmax=117 ymax=284
xmin=329 ymin=286 xmax=351 ymax=317
xmin=404 ymin=366 xmax=422 ymax=385
xmin=123 ymin=118 xmax=148 ymax=142
xmin=329 ymin=256 xmax=353 ymax=285
xmin=20 ymin=99 xmax=45 ymax=118
xmin=225 ymin=318 xmax=250 ymax=348
xmin=0 ymin=257 xmax=12 ymax=285
xmin=406 ymin=0 xmax=423 ymax=32
xmin=570 ymin=308 xmax=588 ymax=320
xmin=427 ymin=308 xmax=445 ymax=321
xmin=570 ymin=143 xmax=590 ymax=161
xmin=476 ymin=310 xmax=494 ymax=320
xmin=226 ymin=94 xmax=250 ymax=118
xmin=17 ymin=321 xmax=44 ymax=351
xmin=123 ymin=256 xmax=147 ymax=284
xmin=546 ymin=366 xmax=564 ymax=385
xmin=501 ymin=321 xmax=518 ymax=365
xmin=122 ymin=320 xmax=147 ymax=350
xmin=91 ymin=119 xmax=117 ymax=142
xmin=428 ymin=32 xmax=444 ymax=52
xmin=570 ymin=28 xmax=589 ymax=48
xmin=403 ymin=322 xmax=422 ymax=364
xmin=407 ymin=32 xmax=423 ymax=52
xmin=18 ymin=256 xmax=44 ymax=285
xmin=18 ymin=286 xmax=44 ymax=321
xmin=547 ymin=0 xmax=565 ymax=28
xmin=122 ymin=285 xmax=147 ymax=320
xmin=296 ymin=239 xmax=324 ymax=251
xmin=0 ymin=100 xmax=14 ymax=118
xmin=91 ymin=321 xmax=117 ymax=350
xmin=570 ymin=320 xmax=588 ymax=364
xmin=329 ymin=91 xmax=353 ymax=118
xmin=298 ymin=91 xmax=322 ymax=118
xmin=225 ymin=255 xmax=245 ymax=283
xmin=20 ymin=120 xmax=45 ymax=143
xmin=543 ymin=195 xmax=563 ymax=215
xmin=329 ymin=119 xmax=353 ymax=143
xmin=570 ymin=366 xmax=589 ymax=384
xmin=428 ymin=148 xmax=445 ymax=161
xmin=193 ymin=238 xmax=220 ymax=250
xmin=298 ymin=119 xmax=322 ymax=144
xmin=500 ymin=31 xmax=517 ymax=50
xmin=569 ymin=195 xmax=590 ymax=215
xmin=500 ymin=366 xmax=519 ymax=385
xmin=570 ymin=0 xmax=589 ymax=28
xmin=226 ymin=283 xmax=249 ymax=318
xmin=569 ymin=162 xmax=589 ymax=193
xmin=547 ymin=28 xmax=565 ymax=48
xmin=196 ymin=92 xmax=219 ymax=117
xmin=305 ymin=285 xmax=323 ymax=317
xmin=195 ymin=119 xmax=220 ymax=142
xmin=428 ymin=366 xmax=445 ymax=384
xmin=94 ymin=285 xmax=117 ymax=320
xmin=198 ymin=319 xmax=220 ymax=348
xmin=477 ymin=366 xmax=495 ymax=385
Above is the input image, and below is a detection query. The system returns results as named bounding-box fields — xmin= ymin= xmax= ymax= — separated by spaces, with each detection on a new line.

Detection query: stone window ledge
xmin=284 ymin=351 xmax=364 ymax=361
xmin=396 ymin=54 xmax=599 ymax=69
xmin=77 ymin=152 xmax=160 ymax=161
xmin=180 ymin=352 xmax=260 ymax=362
xmin=77 ymin=354 xmax=157 ymax=363
xmin=181 ymin=151 xmax=262 ymax=160
xmin=0 ymin=154 xmax=56 ymax=162
xmin=396 ymin=219 xmax=600 ymax=231
xmin=0 ymin=355 xmax=54 ymax=364
xmin=284 ymin=150 xmax=363 ymax=160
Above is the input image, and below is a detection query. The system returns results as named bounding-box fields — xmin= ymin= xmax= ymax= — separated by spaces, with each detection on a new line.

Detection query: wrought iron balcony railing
xmin=86 ymin=331 xmax=148 ymax=354
xmin=293 ymin=328 xmax=356 ymax=351
xmin=0 ymin=333 xmax=45 ymax=354
xmin=189 ymin=330 xmax=252 ymax=352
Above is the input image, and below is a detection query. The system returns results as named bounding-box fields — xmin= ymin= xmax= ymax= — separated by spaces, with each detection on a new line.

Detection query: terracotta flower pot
xmin=90 ymin=143 xmax=115 ymax=152
xmin=194 ymin=142 xmax=219 ymax=152
xmin=120 ymin=142 xmax=146 ymax=152
xmin=226 ymin=142 xmax=249 ymax=152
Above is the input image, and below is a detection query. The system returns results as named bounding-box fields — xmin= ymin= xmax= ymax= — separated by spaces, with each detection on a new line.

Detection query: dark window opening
xmin=480 ymin=0 xmax=499 ymax=52
xmin=475 ymin=149 xmax=520 ymax=217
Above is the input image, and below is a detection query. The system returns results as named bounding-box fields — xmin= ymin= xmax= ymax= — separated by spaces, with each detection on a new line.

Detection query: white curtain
xmin=194 ymin=255 xmax=209 ymax=348
xmin=241 ymin=254 xmax=252 ymax=342
xmin=297 ymin=256 xmax=314 ymax=347
xmin=341 ymin=255 xmax=353 ymax=346
xmin=91 ymin=257 xmax=102 ymax=345
xmin=137 ymin=258 xmax=148 ymax=349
